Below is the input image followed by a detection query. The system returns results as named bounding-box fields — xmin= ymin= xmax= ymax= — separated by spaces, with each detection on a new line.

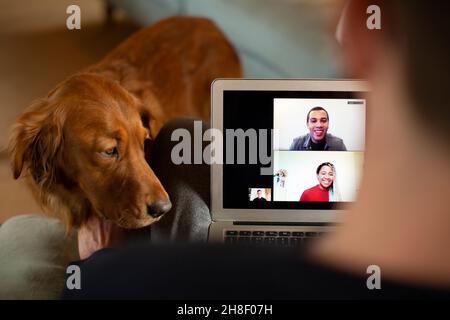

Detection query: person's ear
xmin=336 ymin=0 xmax=384 ymax=78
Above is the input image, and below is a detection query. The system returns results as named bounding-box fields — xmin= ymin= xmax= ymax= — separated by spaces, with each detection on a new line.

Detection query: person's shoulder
xmin=61 ymin=243 xmax=450 ymax=299
xmin=290 ymin=134 xmax=308 ymax=150
xmin=300 ymin=185 xmax=317 ymax=200
xmin=326 ymin=133 xmax=343 ymax=143
xmin=305 ymin=184 xmax=319 ymax=192
xmin=296 ymin=134 xmax=309 ymax=142
xmin=326 ymin=134 xmax=346 ymax=150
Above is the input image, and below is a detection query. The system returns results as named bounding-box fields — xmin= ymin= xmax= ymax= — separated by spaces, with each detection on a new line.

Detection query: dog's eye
xmin=100 ymin=147 xmax=118 ymax=158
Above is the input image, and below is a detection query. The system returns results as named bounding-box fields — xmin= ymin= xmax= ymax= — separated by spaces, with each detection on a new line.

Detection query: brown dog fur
xmin=8 ymin=17 xmax=241 ymax=232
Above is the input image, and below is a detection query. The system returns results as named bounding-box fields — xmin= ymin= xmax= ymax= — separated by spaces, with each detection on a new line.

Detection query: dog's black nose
xmin=147 ymin=200 xmax=172 ymax=218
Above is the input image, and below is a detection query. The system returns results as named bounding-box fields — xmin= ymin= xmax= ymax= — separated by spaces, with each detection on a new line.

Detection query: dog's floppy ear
xmin=134 ymin=89 xmax=164 ymax=139
xmin=122 ymin=75 xmax=164 ymax=138
xmin=9 ymin=99 xmax=64 ymax=190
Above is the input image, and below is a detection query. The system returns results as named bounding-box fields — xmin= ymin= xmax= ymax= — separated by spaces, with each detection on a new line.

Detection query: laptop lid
xmin=211 ymin=79 xmax=369 ymax=224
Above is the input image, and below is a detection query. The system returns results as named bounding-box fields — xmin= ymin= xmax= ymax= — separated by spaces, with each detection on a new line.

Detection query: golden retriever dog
xmin=8 ymin=17 xmax=241 ymax=253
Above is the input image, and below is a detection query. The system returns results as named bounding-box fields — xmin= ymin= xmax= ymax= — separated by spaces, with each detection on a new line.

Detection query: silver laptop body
xmin=208 ymin=79 xmax=368 ymax=243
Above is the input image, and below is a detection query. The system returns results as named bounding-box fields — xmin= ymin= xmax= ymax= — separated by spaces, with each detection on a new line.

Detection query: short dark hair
xmin=257 ymin=189 xmax=262 ymax=192
xmin=307 ymin=107 xmax=329 ymax=123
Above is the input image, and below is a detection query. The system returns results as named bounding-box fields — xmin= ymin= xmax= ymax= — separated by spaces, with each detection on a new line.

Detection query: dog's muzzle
xmin=146 ymin=200 xmax=172 ymax=218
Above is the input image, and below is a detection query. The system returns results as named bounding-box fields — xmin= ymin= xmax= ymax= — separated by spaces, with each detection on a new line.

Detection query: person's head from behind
xmin=338 ymin=0 xmax=450 ymax=148
xmin=307 ymin=107 xmax=329 ymax=143
xmin=257 ymin=189 xmax=263 ymax=198
xmin=316 ymin=162 xmax=335 ymax=190
xmin=321 ymin=0 xmax=450 ymax=285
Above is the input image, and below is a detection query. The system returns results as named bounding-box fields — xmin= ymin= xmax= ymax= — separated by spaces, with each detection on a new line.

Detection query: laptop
xmin=208 ymin=79 xmax=369 ymax=245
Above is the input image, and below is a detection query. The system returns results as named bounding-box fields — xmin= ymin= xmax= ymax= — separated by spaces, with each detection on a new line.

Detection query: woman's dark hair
xmin=316 ymin=162 xmax=335 ymax=190
xmin=316 ymin=162 xmax=335 ymax=175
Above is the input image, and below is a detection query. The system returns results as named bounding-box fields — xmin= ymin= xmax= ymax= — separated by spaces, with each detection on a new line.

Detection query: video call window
xmin=273 ymin=151 xmax=364 ymax=202
xmin=273 ymin=98 xmax=365 ymax=152
xmin=273 ymin=98 xmax=366 ymax=203
xmin=222 ymin=90 xmax=366 ymax=209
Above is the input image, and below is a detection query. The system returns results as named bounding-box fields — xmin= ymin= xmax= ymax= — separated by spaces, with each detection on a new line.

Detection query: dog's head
xmin=9 ymin=73 xmax=171 ymax=230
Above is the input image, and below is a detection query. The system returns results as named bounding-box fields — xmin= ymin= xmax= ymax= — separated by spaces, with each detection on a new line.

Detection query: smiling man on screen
xmin=290 ymin=106 xmax=347 ymax=151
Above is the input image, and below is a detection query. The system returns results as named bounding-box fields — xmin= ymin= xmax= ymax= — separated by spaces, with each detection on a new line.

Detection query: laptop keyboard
xmin=224 ymin=230 xmax=325 ymax=247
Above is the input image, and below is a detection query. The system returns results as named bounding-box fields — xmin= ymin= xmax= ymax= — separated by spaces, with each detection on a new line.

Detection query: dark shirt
xmin=253 ymin=197 xmax=267 ymax=202
xmin=311 ymin=139 xmax=326 ymax=150
xmin=62 ymin=244 xmax=450 ymax=300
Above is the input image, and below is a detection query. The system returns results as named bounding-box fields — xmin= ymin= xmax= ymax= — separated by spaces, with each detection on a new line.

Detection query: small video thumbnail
xmin=248 ymin=188 xmax=272 ymax=202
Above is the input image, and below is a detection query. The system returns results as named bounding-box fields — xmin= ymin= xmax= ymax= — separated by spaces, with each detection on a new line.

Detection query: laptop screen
xmin=222 ymin=90 xmax=366 ymax=210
